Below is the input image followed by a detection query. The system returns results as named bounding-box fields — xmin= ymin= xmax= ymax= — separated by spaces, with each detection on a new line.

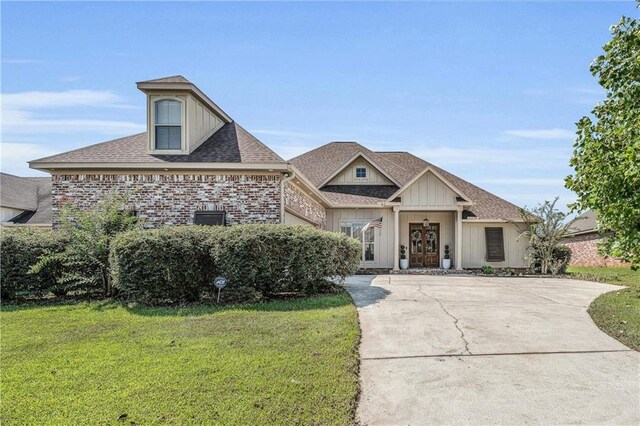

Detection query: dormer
xmin=136 ymin=75 xmax=232 ymax=155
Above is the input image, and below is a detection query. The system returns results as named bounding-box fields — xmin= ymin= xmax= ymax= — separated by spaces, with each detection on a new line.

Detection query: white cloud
xmin=1 ymin=142 xmax=57 ymax=176
xmin=504 ymin=129 xmax=574 ymax=140
xmin=1 ymin=89 xmax=144 ymax=136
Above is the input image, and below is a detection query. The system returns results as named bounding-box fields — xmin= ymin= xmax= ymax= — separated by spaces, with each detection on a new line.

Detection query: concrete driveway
xmin=345 ymin=275 xmax=640 ymax=425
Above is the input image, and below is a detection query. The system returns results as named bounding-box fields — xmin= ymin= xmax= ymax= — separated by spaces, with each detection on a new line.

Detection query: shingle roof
xmin=567 ymin=210 xmax=597 ymax=235
xmin=136 ymin=75 xmax=191 ymax=84
xmin=0 ymin=174 xmax=52 ymax=224
xmin=31 ymin=122 xmax=284 ymax=165
xmin=290 ymin=142 xmax=524 ymax=220
xmin=321 ymin=185 xmax=399 ymax=205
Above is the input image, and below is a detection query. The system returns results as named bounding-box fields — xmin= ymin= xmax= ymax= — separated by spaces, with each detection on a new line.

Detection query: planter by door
xmin=400 ymin=259 xmax=409 ymax=269
xmin=409 ymin=223 xmax=440 ymax=268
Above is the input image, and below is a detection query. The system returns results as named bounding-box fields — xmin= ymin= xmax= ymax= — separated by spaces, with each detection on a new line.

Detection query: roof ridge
xmin=232 ymin=122 xmax=286 ymax=163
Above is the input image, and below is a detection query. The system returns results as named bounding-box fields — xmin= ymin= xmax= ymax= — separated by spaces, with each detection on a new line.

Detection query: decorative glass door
xmin=409 ymin=223 xmax=440 ymax=267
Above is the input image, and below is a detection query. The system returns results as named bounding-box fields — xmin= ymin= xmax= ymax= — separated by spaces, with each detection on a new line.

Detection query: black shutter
xmin=485 ymin=227 xmax=505 ymax=262
xmin=194 ymin=211 xmax=226 ymax=226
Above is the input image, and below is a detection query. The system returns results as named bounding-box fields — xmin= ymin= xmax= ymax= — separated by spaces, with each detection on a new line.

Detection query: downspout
xmin=280 ymin=167 xmax=296 ymax=224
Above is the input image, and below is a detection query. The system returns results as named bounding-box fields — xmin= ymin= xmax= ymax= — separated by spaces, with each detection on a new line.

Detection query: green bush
xmin=532 ymin=245 xmax=572 ymax=275
xmin=213 ymin=225 xmax=361 ymax=296
xmin=0 ymin=229 xmax=67 ymax=300
xmin=481 ymin=265 xmax=495 ymax=275
xmin=110 ymin=226 xmax=220 ymax=303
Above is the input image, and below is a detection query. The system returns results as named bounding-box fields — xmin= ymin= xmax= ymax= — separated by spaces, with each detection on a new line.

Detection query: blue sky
xmin=2 ymin=1 xmax=635 ymax=211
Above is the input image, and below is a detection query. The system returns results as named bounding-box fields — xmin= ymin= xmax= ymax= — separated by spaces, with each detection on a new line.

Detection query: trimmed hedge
xmin=214 ymin=225 xmax=361 ymax=296
xmin=1 ymin=229 xmax=67 ymax=300
xmin=110 ymin=224 xmax=361 ymax=303
xmin=110 ymin=226 xmax=220 ymax=303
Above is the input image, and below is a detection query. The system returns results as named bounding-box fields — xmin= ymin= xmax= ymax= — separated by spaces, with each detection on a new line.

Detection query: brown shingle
xmin=31 ymin=122 xmax=284 ymax=165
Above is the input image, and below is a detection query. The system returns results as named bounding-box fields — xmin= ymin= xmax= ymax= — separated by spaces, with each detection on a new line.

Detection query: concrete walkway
xmin=345 ymin=275 xmax=640 ymax=425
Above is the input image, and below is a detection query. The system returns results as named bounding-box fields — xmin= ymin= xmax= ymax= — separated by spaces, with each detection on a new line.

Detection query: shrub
xmin=1 ymin=229 xmax=67 ymax=300
xmin=34 ymin=193 xmax=142 ymax=296
xmin=532 ymin=245 xmax=572 ymax=275
xmin=481 ymin=265 xmax=495 ymax=275
xmin=111 ymin=226 xmax=220 ymax=303
xmin=213 ymin=225 xmax=361 ymax=296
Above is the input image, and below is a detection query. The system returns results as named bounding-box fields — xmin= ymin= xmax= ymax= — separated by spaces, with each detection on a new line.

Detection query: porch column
xmin=393 ymin=206 xmax=400 ymax=270
xmin=455 ymin=207 xmax=463 ymax=270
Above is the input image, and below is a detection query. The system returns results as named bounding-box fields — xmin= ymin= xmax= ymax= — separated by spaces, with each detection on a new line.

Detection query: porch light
xmin=423 ymin=217 xmax=430 ymax=227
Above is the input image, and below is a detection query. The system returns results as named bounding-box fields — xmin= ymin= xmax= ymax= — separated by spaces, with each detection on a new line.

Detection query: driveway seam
xmin=417 ymin=285 xmax=472 ymax=355
xmin=361 ymin=348 xmax=634 ymax=361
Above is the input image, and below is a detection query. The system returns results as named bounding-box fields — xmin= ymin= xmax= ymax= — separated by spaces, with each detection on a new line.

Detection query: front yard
xmin=567 ymin=266 xmax=640 ymax=351
xmin=0 ymin=293 xmax=360 ymax=425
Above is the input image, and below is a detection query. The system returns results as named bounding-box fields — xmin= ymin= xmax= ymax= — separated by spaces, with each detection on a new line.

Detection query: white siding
xmin=325 ymin=208 xmax=394 ymax=268
xmin=462 ymin=222 xmax=529 ymax=268
xmin=327 ymin=157 xmax=394 ymax=185
xmin=400 ymin=171 xmax=458 ymax=208
xmin=399 ymin=212 xmax=456 ymax=268
xmin=186 ymin=94 xmax=225 ymax=152
xmin=1 ymin=207 xmax=24 ymax=222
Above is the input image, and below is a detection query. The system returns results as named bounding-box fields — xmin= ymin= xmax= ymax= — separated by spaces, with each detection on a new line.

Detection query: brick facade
xmin=284 ymin=182 xmax=326 ymax=228
xmin=563 ymin=232 xmax=628 ymax=267
xmin=51 ymin=173 xmax=282 ymax=227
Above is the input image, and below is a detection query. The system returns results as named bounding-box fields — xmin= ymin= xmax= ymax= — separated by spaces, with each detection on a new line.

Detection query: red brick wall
xmin=563 ymin=232 xmax=628 ymax=267
xmin=283 ymin=182 xmax=326 ymax=228
xmin=52 ymin=173 xmax=282 ymax=228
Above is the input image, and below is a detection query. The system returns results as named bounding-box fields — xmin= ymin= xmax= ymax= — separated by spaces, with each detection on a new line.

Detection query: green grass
xmin=0 ymin=293 xmax=360 ymax=425
xmin=567 ymin=266 xmax=640 ymax=351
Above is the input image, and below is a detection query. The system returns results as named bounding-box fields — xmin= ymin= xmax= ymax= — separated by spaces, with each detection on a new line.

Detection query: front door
xmin=409 ymin=223 xmax=440 ymax=267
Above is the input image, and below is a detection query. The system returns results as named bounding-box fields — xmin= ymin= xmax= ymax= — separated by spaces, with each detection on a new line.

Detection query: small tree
xmin=514 ymin=198 xmax=572 ymax=275
xmin=33 ymin=193 xmax=142 ymax=296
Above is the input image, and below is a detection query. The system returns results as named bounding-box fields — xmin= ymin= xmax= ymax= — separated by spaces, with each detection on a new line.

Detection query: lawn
xmin=567 ymin=266 xmax=640 ymax=351
xmin=0 ymin=293 xmax=360 ymax=425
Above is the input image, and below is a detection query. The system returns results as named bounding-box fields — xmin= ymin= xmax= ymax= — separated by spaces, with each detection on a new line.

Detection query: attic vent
xmin=485 ymin=227 xmax=505 ymax=262
xmin=194 ymin=211 xmax=226 ymax=226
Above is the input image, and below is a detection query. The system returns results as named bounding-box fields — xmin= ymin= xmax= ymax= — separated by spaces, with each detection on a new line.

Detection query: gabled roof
xmin=0 ymin=173 xmax=52 ymax=224
xmin=321 ymin=185 xmax=399 ymax=205
xmin=290 ymin=143 xmax=524 ymax=220
xmin=30 ymin=122 xmax=285 ymax=167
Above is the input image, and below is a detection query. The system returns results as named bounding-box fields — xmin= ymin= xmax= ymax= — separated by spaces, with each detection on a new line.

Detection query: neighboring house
xmin=30 ymin=75 xmax=528 ymax=270
xmin=0 ymin=173 xmax=52 ymax=228
xmin=564 ymin=210 xmax=628 ymax=267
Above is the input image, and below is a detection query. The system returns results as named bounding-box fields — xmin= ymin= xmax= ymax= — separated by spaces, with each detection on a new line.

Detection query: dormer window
xmin=154 ymin=99 xmax=182 ymax=150
xmin=355 ymin=167 xmax=367 ymax=179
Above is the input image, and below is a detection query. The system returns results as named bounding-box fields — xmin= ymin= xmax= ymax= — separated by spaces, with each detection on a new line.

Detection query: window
xmin=340 ymin=221 xmax=375 ymax=261
xmin=194 ymin=211 xmax=226 ymax=226
xmin=155 ymin=99 xmax=182 ymax=150
xmin=485 ymin=227 xmax=505 ymax=262
xmin=355 ymin=167 xmax=367 ymax=179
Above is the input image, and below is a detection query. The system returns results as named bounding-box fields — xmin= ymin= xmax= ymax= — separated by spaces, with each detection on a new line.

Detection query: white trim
xmin=398 ymin=206 xmax=460 ymax=211
xmin=148 ymin=96 xmax=187 ymax=155
xmin=387 ymin=166 xmax=472 ymax=204
xmin=320 ymin=152 xmax=401 ymax=187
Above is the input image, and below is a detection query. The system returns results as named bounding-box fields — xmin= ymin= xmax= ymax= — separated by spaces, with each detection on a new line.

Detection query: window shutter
xmin=485 ymin=227 xmax=505 ymax=262
xmin=194 ymin=211 xmax=226 ymax=226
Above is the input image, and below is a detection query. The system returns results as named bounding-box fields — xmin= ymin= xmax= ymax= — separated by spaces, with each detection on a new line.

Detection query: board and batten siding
xmin=186 ymin=94 xmax=225 ymax=152
xmin=327 ymin=158 xmax=394 ymax=185
xmin=461 ymin=222 xmax=528 ymax=268
xmin=325 ymin=208 xmax=394 ymax=268
xmin=400 ymin=171 xmax=459 ymax=208
xmin=399 ymin=211 xmax=456 ymax=268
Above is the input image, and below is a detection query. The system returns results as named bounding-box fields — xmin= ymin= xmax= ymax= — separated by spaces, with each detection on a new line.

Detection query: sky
xmin=1 ymin=1 xmax=636 ymax=212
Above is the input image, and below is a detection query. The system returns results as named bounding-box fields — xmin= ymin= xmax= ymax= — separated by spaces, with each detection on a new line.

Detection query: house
xmin=30 ymin=75 xmax=528 ymax=270
xmin=0 ymin=173 xmax=52 ymax=228
xmin=564 ymin=210 xmax=628 ymax=267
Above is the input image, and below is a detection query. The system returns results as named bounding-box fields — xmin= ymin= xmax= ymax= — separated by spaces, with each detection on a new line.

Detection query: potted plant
xmin=442 ymin=245 xmax=451 ymax=269
xmin=399 ymin=245 xmax=409 ymax=269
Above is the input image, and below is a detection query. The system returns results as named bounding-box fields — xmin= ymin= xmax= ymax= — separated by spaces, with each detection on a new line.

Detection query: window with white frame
xmin=355 ymin=167 xmax=367 ymax=179
xmin=340 ymin=221 xmax=375 ymax=261
xmin=154 ymin=99 xmax=182 ymax=150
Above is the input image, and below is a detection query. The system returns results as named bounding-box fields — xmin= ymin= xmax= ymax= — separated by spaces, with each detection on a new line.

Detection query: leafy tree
xmin=565 ymin=7 xmax=640 ymax=268
xmin=514 ymin=198 xmax=572 ymax=275
xmin=33 ymin=193 xmax=142 ymax=296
